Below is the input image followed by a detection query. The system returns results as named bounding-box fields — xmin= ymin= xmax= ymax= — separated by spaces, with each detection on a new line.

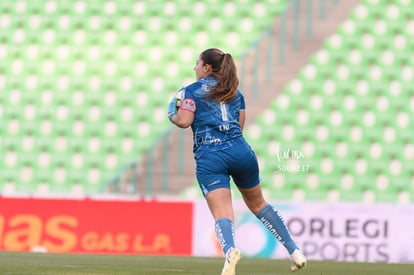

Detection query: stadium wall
xmin=0 ymin=197 xmax=413 ymax=263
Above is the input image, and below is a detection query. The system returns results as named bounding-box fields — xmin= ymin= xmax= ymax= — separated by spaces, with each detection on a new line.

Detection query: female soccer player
xmin=167 ymin=48 xmax=306 ymax=275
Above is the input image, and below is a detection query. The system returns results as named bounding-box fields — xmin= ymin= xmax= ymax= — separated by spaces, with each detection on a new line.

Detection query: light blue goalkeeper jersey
xmin=180 ymin=76 xmax=246 ymax=158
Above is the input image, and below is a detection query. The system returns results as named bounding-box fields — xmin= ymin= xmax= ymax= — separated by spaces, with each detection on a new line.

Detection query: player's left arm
xmin=171 ymin=109 xmax=194 ymax=128
xmin=171 ymin=97 xmax=196 ymax=128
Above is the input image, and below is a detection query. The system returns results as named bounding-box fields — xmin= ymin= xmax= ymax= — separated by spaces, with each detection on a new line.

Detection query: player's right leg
xmin=229 ymin=139 xmax=307 ymax=272
xmin=290 ymin=249 xmax=307 ymax=272
xmin=238 ymin=185 xmax=307 ymax=272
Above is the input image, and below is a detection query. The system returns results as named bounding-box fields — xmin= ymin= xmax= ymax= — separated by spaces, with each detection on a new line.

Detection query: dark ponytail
xmin=200 ymin=48 xmax=239 ymax=103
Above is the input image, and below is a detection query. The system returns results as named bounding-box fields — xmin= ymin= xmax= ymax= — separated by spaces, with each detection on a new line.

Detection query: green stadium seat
xmin=5 ymin=0 xmax=412 ymax=202
xmin=251 ymin=0 xmax=413 ymax=202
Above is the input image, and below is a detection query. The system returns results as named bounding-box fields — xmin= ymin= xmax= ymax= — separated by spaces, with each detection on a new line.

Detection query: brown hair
xmin=200 ymin=48 xmax=239 ymax=103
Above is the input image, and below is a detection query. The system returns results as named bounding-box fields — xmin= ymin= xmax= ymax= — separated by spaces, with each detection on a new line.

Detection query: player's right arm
xmin=239 ymin=110 xmax=246 ymax=131
xmin=239 ymin=91 xmax=246 ymax=131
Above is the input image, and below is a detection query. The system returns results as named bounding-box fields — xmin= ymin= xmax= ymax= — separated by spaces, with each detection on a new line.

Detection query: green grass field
xmin=0 ymin=252 xmax=412 ymax=275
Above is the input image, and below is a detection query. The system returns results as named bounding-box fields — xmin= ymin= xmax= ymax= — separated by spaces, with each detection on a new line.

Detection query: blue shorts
xmin=195 ymin=138 xmax=261 ymax=196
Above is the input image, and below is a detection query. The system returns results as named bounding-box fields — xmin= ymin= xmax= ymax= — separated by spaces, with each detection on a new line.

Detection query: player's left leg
xmin=196 ymin=148 xmax=241 ymax=275
xmin=205 ymin=188 xmax=240 ymax=275
xmin=221 ymin=247 xmax=241 ymax=275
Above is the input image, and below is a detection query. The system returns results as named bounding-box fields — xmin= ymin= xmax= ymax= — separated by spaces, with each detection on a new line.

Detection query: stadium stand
xmin=2 ymin=0 xmax=412 ymax=203
xmin=245 ymin=0 xmax=414 ymax=203
xmin=0 ymin=0 xmax=287 ymax=195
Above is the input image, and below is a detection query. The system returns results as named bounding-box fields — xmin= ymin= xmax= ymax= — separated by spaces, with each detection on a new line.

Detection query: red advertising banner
xmin=0 ymin=197 xmax=193 ymax=255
